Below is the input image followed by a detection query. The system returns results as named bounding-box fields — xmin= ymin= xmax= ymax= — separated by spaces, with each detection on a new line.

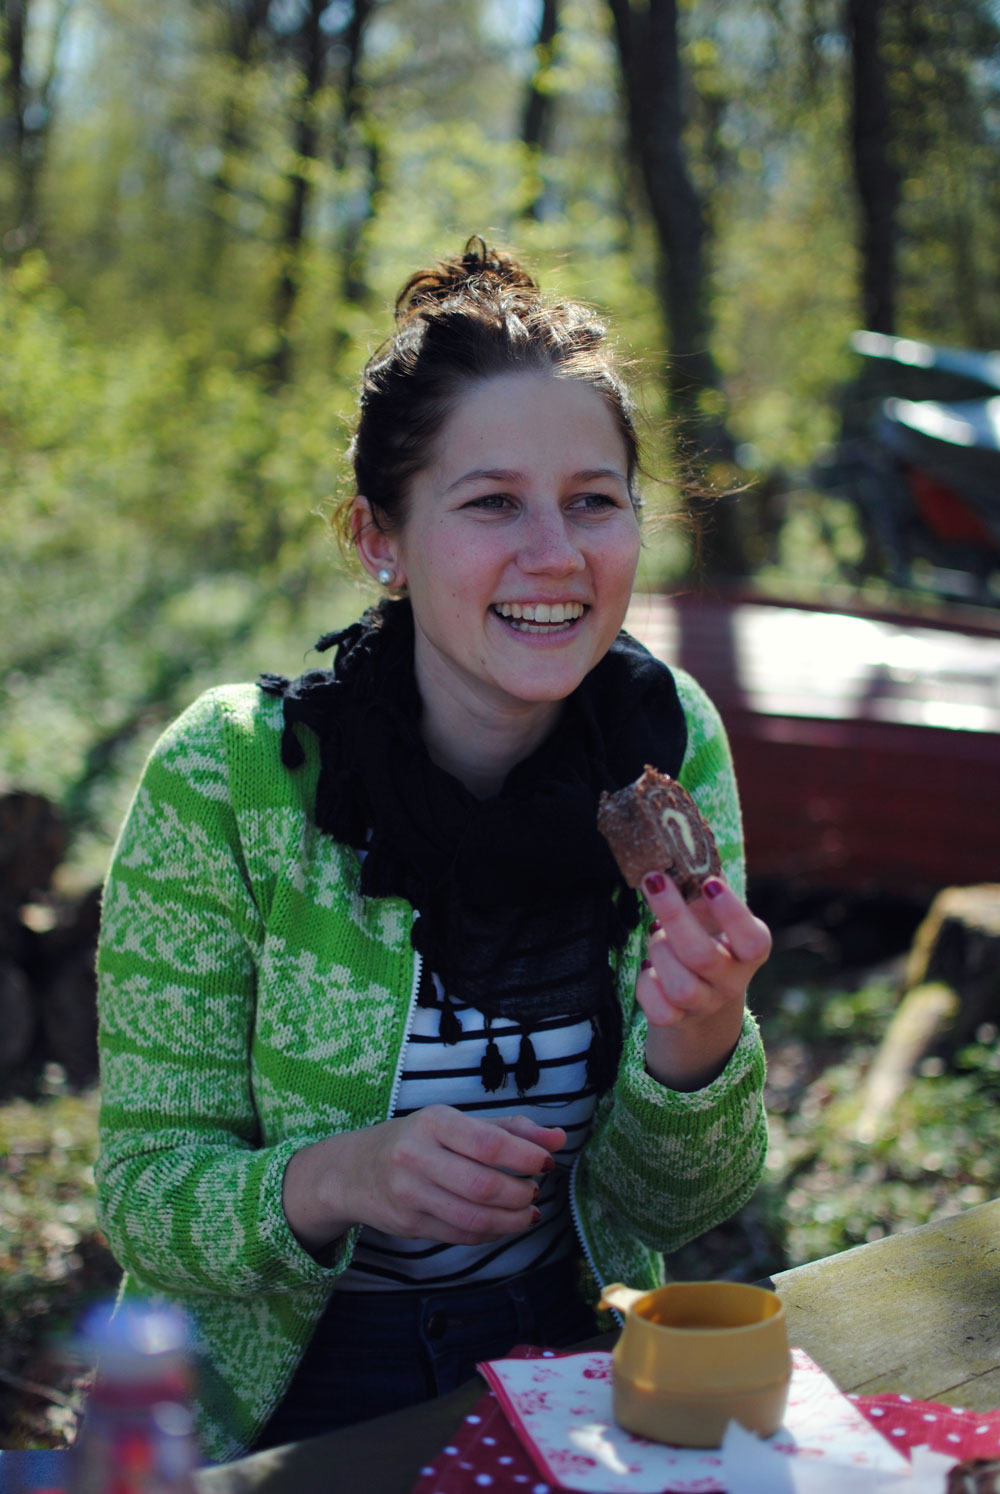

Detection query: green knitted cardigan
xmin=95 ymin=666 xmax=767 ymax=1463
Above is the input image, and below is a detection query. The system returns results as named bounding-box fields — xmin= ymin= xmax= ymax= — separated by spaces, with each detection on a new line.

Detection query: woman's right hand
xmin=281 ymin=1106 xmax=566 ymax=1255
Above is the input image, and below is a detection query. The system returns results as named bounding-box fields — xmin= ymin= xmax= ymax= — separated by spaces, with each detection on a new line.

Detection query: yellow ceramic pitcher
xmin=599 ymin=1280 xmax=792 ymax=1448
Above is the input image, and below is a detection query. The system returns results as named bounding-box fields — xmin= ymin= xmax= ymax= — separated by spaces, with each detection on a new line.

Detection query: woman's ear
xmin=351 ymin=497 xmax=405 ymax=589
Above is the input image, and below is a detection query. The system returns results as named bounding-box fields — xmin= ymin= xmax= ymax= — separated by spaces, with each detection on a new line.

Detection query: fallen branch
xmin=853 ymin=883 xmax=1000 ymax=1143
xmin=853 ymin=981 xmax=959 ymax=1143
xmin=0 ymin=1364 xmax=79 ymax=1411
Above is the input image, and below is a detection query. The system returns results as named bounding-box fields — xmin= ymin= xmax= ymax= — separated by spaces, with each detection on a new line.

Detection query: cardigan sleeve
xmin=94 ymin=687 xmax=358 ymax=1300
xmin=574 ymin=668 xmax=767 ymax=1256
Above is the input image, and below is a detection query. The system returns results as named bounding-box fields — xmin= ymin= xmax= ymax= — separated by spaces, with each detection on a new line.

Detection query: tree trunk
xmin=0 ymin=0 xmax=27 ymax=140
xmin=0 ymin=0 xmax=70 ymax=254
xmin=607 ymin=0 xmax=744 ymax=577
xmin=846 ymin=0 xmax=898 ymax=334
xmin=0 ymin=0 xmax=30 ymax=248
xmin=331 ymin=0 xmax=377 ymax=314
xmin=520 ymin=0 xmax=560 ymax=221
xmin=201 ymin=0 xmax=275 ymax=293
xmin=271 ymin=0 xmax=327 ymax=383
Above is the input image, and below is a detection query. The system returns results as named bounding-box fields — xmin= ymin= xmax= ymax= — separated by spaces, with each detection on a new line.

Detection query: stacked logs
xmin=0 ymin=790 xmax=100 ymax=1092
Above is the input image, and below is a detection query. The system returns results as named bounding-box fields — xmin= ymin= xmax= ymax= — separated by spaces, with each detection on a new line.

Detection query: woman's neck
xmin=423 ymin=710 xmax=561 ymax=798
xmin=415 ymin=655 xmax=563 ymax=799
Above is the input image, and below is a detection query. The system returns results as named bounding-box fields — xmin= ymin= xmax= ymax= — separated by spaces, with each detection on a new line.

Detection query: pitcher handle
xmin=599 ymin=1283 xmax=646 ymax=1316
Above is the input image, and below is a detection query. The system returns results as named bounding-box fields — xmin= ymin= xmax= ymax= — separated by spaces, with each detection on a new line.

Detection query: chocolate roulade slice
xmin=597 ymin=765 xmax=722 ymax=901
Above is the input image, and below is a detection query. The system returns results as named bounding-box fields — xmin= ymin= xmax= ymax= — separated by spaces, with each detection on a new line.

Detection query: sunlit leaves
xmin=1 ymin=0 xmax=999 ymax=878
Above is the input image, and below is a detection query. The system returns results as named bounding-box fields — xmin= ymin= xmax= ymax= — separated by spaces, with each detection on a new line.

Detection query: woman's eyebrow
xmin=446 ymin=467 xmax=523 ymax=490
xmin=572 ymin=468 xmax=629 ymax=485
xmin=446 ymin=466 xmax=628 ymax=491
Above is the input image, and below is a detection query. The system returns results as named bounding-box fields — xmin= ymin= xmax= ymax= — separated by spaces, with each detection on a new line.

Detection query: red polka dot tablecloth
xmin=408 ymin=1368 xmax=555 ymax=1494
xmin=850 ymin=1391 xmax=1000 ymax=1465
xmin=408 ymin=1347 xmax=1000 ymax=1494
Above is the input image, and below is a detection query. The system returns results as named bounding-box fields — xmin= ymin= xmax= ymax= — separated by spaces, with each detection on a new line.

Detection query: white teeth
xmin=494 ymin=601 xmax=584 ymax=625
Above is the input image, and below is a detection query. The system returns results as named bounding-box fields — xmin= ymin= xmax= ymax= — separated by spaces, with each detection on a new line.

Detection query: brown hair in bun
xmin=395 ymin=239 xmax=540 ymax=315
xmin=338 ymin=235 xmax=641 ymax=549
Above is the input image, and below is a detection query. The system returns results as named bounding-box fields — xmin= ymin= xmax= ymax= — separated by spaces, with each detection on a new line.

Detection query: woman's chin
xmin=486 ymin=657 xmax=595 ymax=709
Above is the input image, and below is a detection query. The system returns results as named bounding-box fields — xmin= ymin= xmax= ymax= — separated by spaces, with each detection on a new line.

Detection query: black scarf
xmin=258 ymin=599 xmax=686 ymax=1096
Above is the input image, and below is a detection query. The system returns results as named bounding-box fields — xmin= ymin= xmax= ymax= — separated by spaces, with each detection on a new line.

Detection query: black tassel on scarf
xmin=416 ymin=944 xmax=463 ymax=1045
xmin=438 ymin=991 xmax=462 ymax=1046
xmin=514 ymin=1032 xmax=540 ymax=1095
xmin=480 ymin=1018 xmax=508 ymax=1093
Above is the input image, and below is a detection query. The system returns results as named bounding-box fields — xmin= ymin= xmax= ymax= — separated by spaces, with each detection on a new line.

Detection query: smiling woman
xmin=352 ymin=372 xmax=642 ymax=793
xmin=93 ymin=236 xmax=770 ymax=1463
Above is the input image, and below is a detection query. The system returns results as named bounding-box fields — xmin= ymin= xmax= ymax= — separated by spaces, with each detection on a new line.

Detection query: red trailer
xmin=625 ymin=591 xmax=1000 ymax=897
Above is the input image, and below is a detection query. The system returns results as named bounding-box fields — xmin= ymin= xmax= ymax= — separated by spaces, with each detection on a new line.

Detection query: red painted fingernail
xmin=541 ymin=1156 xmax=556 ymax=1173
xmin=641 ymin=958 xmax=652 ymax=971
xmin=530 ymin=1206 xmax=542 ymax=1225
xmin=642 ymin=871 xmax=667 ymax=897
xmin=702 ymin=878 xmax=725 ymax=900
xmin=531 ymin=1184 xmax=540 ymax=1202
xmin=650 ymin=920 xmax=661 ymax=933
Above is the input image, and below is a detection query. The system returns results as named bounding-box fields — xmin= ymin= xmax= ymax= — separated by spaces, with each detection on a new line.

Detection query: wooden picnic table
xmin=772 ymin=1197 xmax=1000 ymax=1406
xmin=192 ymin=1198 xmax=1000 ymax=1494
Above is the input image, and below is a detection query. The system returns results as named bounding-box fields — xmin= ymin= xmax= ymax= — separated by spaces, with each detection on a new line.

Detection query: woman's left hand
xmin=635 ymin=872 xmax=771 ymax=1092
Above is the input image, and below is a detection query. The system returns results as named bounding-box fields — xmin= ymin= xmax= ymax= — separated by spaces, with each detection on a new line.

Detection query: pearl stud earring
xmin=376 ymin=567 xmax=395 ymax=586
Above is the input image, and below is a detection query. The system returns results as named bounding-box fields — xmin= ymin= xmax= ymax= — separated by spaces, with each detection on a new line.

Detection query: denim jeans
xmin=252 ymin=1255 xmax=596 ymax=1450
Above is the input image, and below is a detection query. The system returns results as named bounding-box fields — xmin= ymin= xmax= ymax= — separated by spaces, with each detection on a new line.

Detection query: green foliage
xmin=663 ymin=975 xmax=1000 ymax=1284
xmin=760 ymin=979 xmax=999 ymax=1268
xmin=0 ymin=1077 xmax=117 ymax=1448
xmin=0 ymin=252 xmax=362 ymax=884
xmin=884 ymin=0 xmax=1000 ymax=343
xmin=714 ymin=131 xmax=859 ymax=469
xmin=0 ymin=0 xmax=997 ymax=877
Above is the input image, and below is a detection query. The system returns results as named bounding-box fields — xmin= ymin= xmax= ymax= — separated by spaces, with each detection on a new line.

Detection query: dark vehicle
xmin=818 ymin=332 xmax=1000 ymax=603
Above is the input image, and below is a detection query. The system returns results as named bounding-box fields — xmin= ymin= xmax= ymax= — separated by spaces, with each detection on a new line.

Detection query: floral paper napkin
xmin=475 ymin=1347 xmax=907 ymax=1492
xmin=409 ymin=1345 xmax=1000 ymax=1494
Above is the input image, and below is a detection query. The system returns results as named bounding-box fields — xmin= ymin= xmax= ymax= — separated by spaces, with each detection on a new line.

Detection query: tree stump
xmin=0 ymin=960 xmax=35 ymax=1069
xmin=0 ymin=789 xmax=101 ymax=1087
xmin=0 ymin=791 xmax=67 ymax=914
xmin=38 ymin=886 xmax=102 ymax=1085
xmin=853 ymin=884 xmax=1000 ymax=1142
xmin=904 ymin=885 xmax=1000 ymax=1052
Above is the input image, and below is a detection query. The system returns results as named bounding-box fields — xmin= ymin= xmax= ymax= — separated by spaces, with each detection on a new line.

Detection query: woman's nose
xmin=518 ymin=511 xmax=585 ymax=573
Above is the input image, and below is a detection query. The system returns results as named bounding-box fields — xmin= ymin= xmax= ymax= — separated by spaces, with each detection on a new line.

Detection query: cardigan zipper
xmin=385 ymin=940 xmax=423 ymax=1120
xmin=341 ymin=939 xmax=422 ymax=1280
xmin=568 ymin=1155 xmax=624 ymax=1327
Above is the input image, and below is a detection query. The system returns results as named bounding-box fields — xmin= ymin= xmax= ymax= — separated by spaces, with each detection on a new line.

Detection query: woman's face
xmin=369 ymin=372 xmax=642 ymax=729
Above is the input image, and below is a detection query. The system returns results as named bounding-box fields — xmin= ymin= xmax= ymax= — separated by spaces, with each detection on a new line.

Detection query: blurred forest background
xmin=2 ymin=0 xmax=1000 ymax=1449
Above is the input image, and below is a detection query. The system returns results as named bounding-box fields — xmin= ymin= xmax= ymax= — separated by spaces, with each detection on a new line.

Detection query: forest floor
xmin=2 ymin=882 xmax=998 ymax=1450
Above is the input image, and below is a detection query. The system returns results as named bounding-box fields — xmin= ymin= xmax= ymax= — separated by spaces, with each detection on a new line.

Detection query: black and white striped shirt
xmin=337 ymin=969 xmax=599 ymax=1292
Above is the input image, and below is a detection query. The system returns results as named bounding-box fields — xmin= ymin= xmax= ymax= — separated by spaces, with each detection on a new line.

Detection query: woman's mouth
xmin=491 ymin=601 xmax=585 ymax=634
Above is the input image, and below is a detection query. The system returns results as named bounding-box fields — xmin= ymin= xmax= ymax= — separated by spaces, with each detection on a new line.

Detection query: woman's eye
xmin=573 ymin=492 xmax=620 ymax=511
xmin=467 ymin=493 xmax=514 ymax=511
